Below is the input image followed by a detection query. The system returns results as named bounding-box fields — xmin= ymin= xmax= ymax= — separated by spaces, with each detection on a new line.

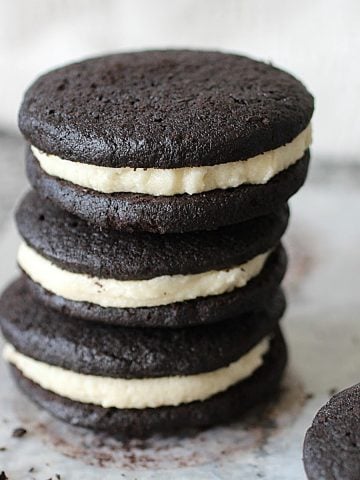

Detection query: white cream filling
xmin=3 ymin=337 xmax=269 ymax=408
xmin=18 ymin=242 xmax=270 ymax=308
xmin=31 ymin=124 xmax=311 ymax=196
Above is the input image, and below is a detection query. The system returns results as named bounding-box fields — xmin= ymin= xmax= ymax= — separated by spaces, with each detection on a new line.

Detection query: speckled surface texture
xmin=18 ymin=50 xmax=314 ymax=168
xmin=0 ymin=135 xmax=359 ymax=478
xmin=303 ymin=383 xmax=360 ymax=480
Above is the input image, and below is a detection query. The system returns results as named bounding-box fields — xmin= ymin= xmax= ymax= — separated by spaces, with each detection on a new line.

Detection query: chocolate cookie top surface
xmin=0 ymin=278 xmax=285 ymax=378
xmin=16 ymin=191 xmax=289 ymax=279
xmin=303 ymin=384 xmax=360 ymax=480
xmin=19 ymin=50 xmax=314 ymax=168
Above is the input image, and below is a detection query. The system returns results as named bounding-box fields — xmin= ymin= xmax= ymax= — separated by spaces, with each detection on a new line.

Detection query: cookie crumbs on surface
xmin=0 ymin=447 xmax=6 ymax=451
xmin=0 ymin=471 xmax=8 ymax=480
xmin=12 ymin=427 xmax=27 ymax=438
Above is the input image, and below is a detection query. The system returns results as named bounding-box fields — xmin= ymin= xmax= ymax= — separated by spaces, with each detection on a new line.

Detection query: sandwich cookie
xmin=303 ymin=384 xmax=360 ymax=480
xmin=0 ymin=280 xmax=287 ymax=436
xmin=20 ymin=50 xmax=314 ymax=233
xmin=16 ymin=191 xmax=288 ymax=327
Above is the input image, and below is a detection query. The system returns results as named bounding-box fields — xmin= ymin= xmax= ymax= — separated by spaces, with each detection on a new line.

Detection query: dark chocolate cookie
xmin=19 ymin=50 xmax=314 ymax=168
xmin=16 ymin=190 xmax=289 ymax=279
xmin=23 ymin=245 xmax=287 ymax=327
xmin=303 ymin=384 xmax=360 ymax=480
xmin=27 ymin=149 xmax=309 ymax=233
xmin=10 ymin=329 xmax=287 ymax=437
xmin=0 ymin=278 xmax=285 ymax=378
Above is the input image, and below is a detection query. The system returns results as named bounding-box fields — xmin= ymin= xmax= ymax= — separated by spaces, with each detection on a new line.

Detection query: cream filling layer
xmin=3 ymin=337 xmax=270 ymax=408
xmin=31 ymin=124 xmax=311 ymax=196
xmin=18 ymin=242 xmax=270 ymax=308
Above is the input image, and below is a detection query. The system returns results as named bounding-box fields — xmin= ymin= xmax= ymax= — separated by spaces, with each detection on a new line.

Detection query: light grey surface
xmin=0 ymin=138 xmax=359 ymax=479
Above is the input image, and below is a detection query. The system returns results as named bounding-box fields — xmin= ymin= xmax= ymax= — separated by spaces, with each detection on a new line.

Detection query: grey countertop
xmin=0 ymin=133 xmax=359 ymax=479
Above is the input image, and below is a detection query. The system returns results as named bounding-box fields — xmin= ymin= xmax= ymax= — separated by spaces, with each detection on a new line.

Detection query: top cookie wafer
xmin=20 ymin=50 xmax=314 ymax=233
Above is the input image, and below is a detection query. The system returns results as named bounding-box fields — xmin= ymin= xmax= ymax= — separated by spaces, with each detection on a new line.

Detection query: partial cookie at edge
xmin=303 ymin=384 xmax=360 ymax=480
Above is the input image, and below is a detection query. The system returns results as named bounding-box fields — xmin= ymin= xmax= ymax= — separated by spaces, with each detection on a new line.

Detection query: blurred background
xmin=1 ymin=0 xmax=360 ymax=162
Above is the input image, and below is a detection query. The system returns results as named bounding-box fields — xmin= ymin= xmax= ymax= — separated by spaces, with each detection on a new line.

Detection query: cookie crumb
xmin=0 ymin=471 xmax=8 ymax=480
xmin=12 ymin=427 xmax=27 ymax=438
xmin=28 ymin=467 xmax=35 ymax=473
xmin=0 ymin=447 xmax=6 ymax=451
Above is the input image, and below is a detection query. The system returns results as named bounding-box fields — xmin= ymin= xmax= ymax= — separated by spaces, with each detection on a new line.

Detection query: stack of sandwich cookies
xmin=0 ymin=50 xmax=314 ymax=436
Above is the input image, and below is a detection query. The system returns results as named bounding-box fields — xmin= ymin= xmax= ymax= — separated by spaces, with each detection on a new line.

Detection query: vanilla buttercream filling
xmin=18 ymin=242 xmax=270 ymax=308
xmin=31 ymin=124 xmax=311 ymax=196
xmin=3 ymin=337 xmax=270 ymax=408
